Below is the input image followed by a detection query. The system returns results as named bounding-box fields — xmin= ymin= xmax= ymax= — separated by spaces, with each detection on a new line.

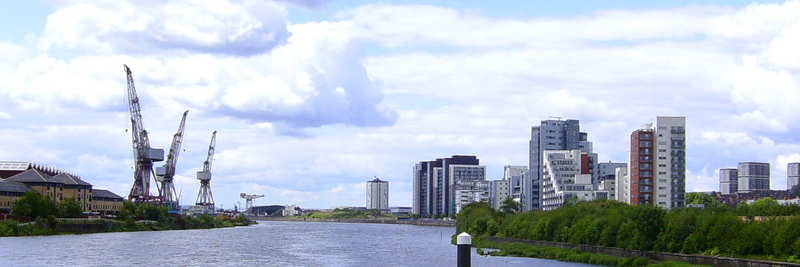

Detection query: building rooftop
xmin=5 ymin=169 xmax=56 ymax=184
xmin=0 ymin=180 xmax=35 ymax=193
xmin=52 ymin=173 xmax=92 ymax=186
xmin=92 ymin=189 xmax=123 ymax=200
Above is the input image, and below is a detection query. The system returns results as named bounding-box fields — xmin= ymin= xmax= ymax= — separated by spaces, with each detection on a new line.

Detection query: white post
xmin=457 ymin=232 xmax=472 ymax=267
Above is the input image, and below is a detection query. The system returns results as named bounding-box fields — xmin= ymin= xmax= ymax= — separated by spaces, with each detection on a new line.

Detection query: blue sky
xmin=2 ymin=0 xmax=800 ymax=209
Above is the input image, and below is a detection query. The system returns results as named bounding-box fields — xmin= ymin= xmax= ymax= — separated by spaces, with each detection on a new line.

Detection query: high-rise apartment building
xmin=366 ymin=177 xmax=389 ymax=210
xmin=527 ymin=119 xmax=595 ymax=211
xmin=738 ymin=162 xmax=770 ymax=193
xmin=719 ymin=168 xmax=738 ymax=195
xmin=788 ymin=163 xmax=800 ymax=190
xmin=624 ymin=116 xmax=686 ymax=209
xmin=629 ymin=126 xmax=655 ymax=205
xmin=412 ymin=155 xmax=485 ymax=217
xmin=655 ymin=116 xmax=686 ymax=209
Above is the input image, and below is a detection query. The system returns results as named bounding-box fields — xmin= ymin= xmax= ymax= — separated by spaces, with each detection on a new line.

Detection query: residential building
xmin=738 ymin=162 xmax=770 ymax=193
xmin=719 ymin=168 xmax=738 ymax=195
xmin=366 ymin=177 xmax=389 ymax=210
xmin=490 ymin=179 xmax=509 ymax=210
xmin=1 ymin=161 xmax=125 ymax=217
xmin=541 ymin=149 xmax=609 ymax=210
xmin=4 ymin=169 xmax=94 ymax=211
xmin=0 ymin=180 xmax=34 ymax=214
xmin=91 ymin=189 xmax=124 ymax=216
xmin=788 ymin=163 xmax=800 ymax=190
xmin=629 ymin=125 xmax=655 ymax=205
xmin=596 ymin=162 xmax=626 ymax=201
xmin=527 ymin=119 xmax=594 ymax=211
xmin=616 ymin=167 xmax=629 ymax=204
xmin=412 ymin=155 xmax=485 ymax=217
xmin=654 ymin=116 xmax=686 ymax=209
xmin=504 ymin=165 xmax=525 ymax=201
xmin=625 ymin=116 xmax=686 ymax=209
xmin=455 ymin=180 xmax=491 ymax=213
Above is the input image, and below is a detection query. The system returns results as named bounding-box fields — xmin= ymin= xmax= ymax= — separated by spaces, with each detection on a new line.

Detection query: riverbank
xmin=0 ymin=214 xmax=256 ymax=237
xmin=251 ymin=216 xmax=456 ymax=227
xmin=478 ymin=236 xmax=800 ymax=267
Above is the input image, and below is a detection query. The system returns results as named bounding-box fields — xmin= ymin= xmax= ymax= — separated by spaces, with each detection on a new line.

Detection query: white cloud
xmin=340 ymin=3 xmax=723 ymax=48
xmin=6 ymin=1 xmax=800 ymax=209
xmin=40 ymin=0 xmax=291 ymax=56
xmin=726 ymin=110 xmax=788 ymax=133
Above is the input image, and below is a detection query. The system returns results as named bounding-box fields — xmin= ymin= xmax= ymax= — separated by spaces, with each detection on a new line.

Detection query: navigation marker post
xmin=457 ymin=232 xmax=471 ymax=267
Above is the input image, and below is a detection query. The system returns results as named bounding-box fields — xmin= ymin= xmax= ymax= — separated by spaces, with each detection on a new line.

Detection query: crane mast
xmin=124 ymin=64 xmax=164 ymax=204
xmin=157 ymin=110 xmax=189 ymax=212
xmin=196 ymin=131 xmax=217 ymax=211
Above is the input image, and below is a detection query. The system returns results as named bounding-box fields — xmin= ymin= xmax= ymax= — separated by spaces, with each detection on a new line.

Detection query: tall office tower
xmin=366 ymin=177 xmax=389 ymax=210
xmin=719 ymin=168 xmax=738 ymax=195
xmin=738 ymin=162 xmax=770 ymax=193
xmin=527 ymin=119 xmax=594 ymax=211
xmin=788 ymin=163 xmax=800 ymax=190
xmin=412 ymin=161 xmax=430 ymax=215
xmin=627 ymin=116 xmax=686 ymax=209
xmin=655 ymin=116 xmax=686 ymax=209
xmin=412 ymin=155 xmax=484 ymax=217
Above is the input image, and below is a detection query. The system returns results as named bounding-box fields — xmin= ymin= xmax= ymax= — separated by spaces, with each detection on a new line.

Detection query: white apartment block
xmin=788 ymin=163 xmax=800 ymax=190
xmin=719 ymin=168 xmax=738 ymax=195
xmin=366 ymin=178 xmax=389 ymax=210
xmin=541 ymin=149 xmax=609 ymax=211
xmin=616 ymin=167 xmax=629 ymax=204
xmin=738 ymin=162 xmax=770 ymax=193
xmin=490 ymin=179 xmax=510 ymax=210
xmin=654 ymin=116 xmax=686 ymax=209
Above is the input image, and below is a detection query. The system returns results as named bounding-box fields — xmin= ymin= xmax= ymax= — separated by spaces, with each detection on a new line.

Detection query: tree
xmin=58 ymin=198 xmax=83 ymax=218
xmin=685 ymin=192 xmax=716 ymax=206
xmin=500 ymin=198 xmax=522 ymax=214
xmin=12 ymin=191 xmax=58 ymax=220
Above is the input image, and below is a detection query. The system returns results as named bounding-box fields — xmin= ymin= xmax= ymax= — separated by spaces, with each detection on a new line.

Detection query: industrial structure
xmin=124 ymin=64 xmax=165 ymax=205
xmin=156 ymin=110 xmax=189 ymax=212
xmin=195 ymin=131 xmax=217 ymax=211
xmin=240 ymin=193 xmax=264 ymax=212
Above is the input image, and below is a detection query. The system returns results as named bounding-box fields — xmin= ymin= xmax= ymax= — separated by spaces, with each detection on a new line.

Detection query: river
xmin=0 ymin=221 xmax=605 ymax=266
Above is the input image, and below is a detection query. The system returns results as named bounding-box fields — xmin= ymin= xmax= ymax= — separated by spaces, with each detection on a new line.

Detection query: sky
xmin=1 ymin=0 xmax=800 ymax=210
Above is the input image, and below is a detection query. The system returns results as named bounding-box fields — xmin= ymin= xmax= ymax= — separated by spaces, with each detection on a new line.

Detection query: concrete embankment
xmin=251 ymin=217 xmax=456 ymax=227
xmin=484 ymin=236 xmax=800 ymax=267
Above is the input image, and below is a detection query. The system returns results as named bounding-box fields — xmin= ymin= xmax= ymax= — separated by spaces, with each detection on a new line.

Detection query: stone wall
xmin=484 ymin=236 xmax=800 ymax=267
xmin=252 ymin=217 xmax=456 ymax=227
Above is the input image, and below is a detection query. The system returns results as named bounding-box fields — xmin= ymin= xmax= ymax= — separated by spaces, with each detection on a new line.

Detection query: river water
xmin=0 ymin=221 xmax=604 ymax=266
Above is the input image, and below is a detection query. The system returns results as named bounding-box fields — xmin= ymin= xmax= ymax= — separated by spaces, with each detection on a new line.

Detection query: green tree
xmin=58 ymin=198 xmax=83 ymax=218
xmin=686 ymin=192 xmax=716 ymax=206
xmin=500 ymin=198 xmax=522 ymax=214
xmin=12 ymin=191 xmax=58 ymax=220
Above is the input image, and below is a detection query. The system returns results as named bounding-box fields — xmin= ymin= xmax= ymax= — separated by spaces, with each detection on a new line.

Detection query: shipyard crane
xmin=124 ymin=64 xmax=165 ymax=204
xmin=240 ymin=193 xmax=264 ymax=212
xmin=156 ymin=110 xmax=189 ymax=212
xmin=195 ymin=131 xmax=217 ymax=210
